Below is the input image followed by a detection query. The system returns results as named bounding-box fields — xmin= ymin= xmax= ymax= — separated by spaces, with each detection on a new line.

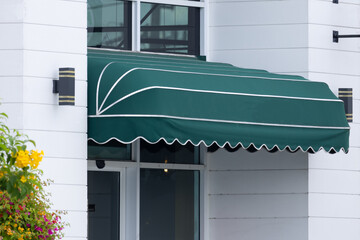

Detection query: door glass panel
xmin=88 ymin=171 xmax=120 ymax=240
xmin=140 ymin=169 xmax=200 ymax=240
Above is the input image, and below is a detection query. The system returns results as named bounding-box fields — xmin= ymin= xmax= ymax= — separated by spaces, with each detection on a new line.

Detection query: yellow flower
xmin=29 ymin=150 xmax=44 ymax=169
xmin=0 ymin=171 xmax=3 ymax=178
xmin=20 ymin=176 xmax=27 ymax=183
xmin=14 ymin=224 xmax=17 ymax=228
xmin=15 ymin=150 xmax=31 ymax=168
xmin=18 ymin=226 xmax=24 ymax=232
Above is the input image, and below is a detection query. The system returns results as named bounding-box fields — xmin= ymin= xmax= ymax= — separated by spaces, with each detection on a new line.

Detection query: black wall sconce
xmin=53 ymin=68 xmax=75 ymax=105
xmin=333 ymin=31 xmax=360 ymax=43
xmin=338 ymin=88 xmax=353 ymax=122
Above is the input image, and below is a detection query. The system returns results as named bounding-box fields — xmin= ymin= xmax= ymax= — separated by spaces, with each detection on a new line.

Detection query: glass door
xmin=88 ymin=171 xmax=121 ymax=240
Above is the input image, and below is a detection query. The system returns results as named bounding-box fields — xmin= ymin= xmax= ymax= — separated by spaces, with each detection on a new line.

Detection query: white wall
xmin=207 ymin=149 xmax=308 ymax=240
xmin=0 ymin=1 xmax=88 ymax=240
xmin=208 ymin=0 xmax=309 ymax=76
xmin=208 ymin=0 xmax=360 ymax=240
xmin=307 ymin=1 xmax=360 ymax=240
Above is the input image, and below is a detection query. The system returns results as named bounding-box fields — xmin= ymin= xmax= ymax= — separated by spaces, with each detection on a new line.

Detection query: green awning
xmin=88 ymin=49 xmax=350 ymax=153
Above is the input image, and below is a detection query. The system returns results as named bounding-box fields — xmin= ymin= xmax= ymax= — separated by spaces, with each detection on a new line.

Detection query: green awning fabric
xmin=88 ymin=48 xmax=350 ymax=153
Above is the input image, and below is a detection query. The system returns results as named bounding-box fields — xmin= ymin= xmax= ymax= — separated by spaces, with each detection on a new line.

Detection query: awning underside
xmin=88 ymin=49 xmax=350 ymax=153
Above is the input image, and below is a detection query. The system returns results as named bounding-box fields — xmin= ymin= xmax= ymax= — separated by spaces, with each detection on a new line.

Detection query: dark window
xmin=140 ymin=3 xmax=200 ymax=55
xmin=140 ymin=139 xmax=200 ymax=164
xmin=88 ymin=171 xmax=120 ymax=240
xmin=88 ymin=139 xmax=131 ymax=161
xmin=140 ymin=169 xmax=200 ymax=240
xmin=88 ymin=0 xmax=132 ymax=50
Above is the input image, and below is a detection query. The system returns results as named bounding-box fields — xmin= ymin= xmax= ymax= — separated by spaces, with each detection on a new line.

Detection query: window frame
xmin=132 ymin=0 xmax=206 ymax=55
xmin=87 ymin=0 xmax=133 ymax=50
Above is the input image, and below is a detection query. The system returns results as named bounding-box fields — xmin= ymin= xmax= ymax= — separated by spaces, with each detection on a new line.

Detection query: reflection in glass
xmin=140 ymin=3 xmax=200 ymax=55
xmin=88 ymin=139 xmax=131 ymax=161
xmin=88 ymin=0 xmax=131 ymax=50
xmin=140 ymin=169 xmax=200 ymax=240
xmin=88 ymin=171 xmax=120 ymax=240
xmin=140 ymin=139 xmax=199 ymax=164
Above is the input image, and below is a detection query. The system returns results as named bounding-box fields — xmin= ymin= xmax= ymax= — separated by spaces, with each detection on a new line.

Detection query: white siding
xmin=0 ymin=1 xmax=87 ymax=240
xmin=207 ymin=149 xmax=308 ymax=240
xmin=208 ymin=0 xmax=309 ymax=76
xmin=208 ymin=0 xmax=360 ymax=240
xmin=307 ymin=1 xmax=360 ymax=239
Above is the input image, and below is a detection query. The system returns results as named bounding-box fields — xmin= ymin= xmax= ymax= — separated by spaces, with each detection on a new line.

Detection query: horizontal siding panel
xmin=0 ymin=103 xmax=24 ymax=129
xmin=309 ymin=193 xmax=360 ymax=218
xmin=47 ymin=184 xmax=87 ymax=211
xmin=207 ymin=149 xmax=307 ymax=170
xmin=0 ymin=77 xmax=86 ymax=105
xmin=309 ymin=147 xmax=360 ymax=171
xmin=62 ymin=211 xmax=87 ymax=238
xmin=23 ymin=24 xmax=87 ymax=54
xmin=209 ymin=48 xmax=308 ymax=73
xmin=309 ymin=49 xmax=360 ymax=76
xmin=209 ymin=170 xmax=308 ymax=194
xmin=309 ymin=169 xmax=360 ymax=194
xmin=209 ymin=1 xmax=307 ymax=26
xmin=0 ymin=0 xmax=24 ymax=22
xmin=41 ymin=157 xmax=87 ymax=185
xmin=309 ymin=217 xmax=360 ymax=240
xmin=24 ymin=78 xmax=87 ymax=106
xmin=0 ymin=23 xmax=23 ymax=49
xmin=23 ymin=130 xmax=87 ymax=159
xmin=209 ymin=24 xmax=308 ymax=51
xmin=21 ymin=104 xmax=87 ymax=132
xmin=349 ymin=123 xmax=360 ymax=148
xmin=209 ymin=194 xmax=307 ymax=218
xmin=23 ymin=0 xmax=86 ymax=28
xmin=209 ymin=218 xmax=307 ymax=240
xmin=0 ymin=77 xmax=23 ymax=103
xmin=0 ymin=50 xmax=23 ymax=76
xmin=23 ymin=50 xmax=87 ymax=80
xmin=309 ymin=1 xmax=360 ymax=28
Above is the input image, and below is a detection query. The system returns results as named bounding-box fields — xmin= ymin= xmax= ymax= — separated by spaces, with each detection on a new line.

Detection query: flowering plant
xmin=0 ymin=112 xmax=42 ymax=200
xmin=0 ymin=112 xmax=68 ymax=239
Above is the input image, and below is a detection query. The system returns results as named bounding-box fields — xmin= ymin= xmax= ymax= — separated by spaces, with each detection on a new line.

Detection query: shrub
xmin=0 ymin=112 xmax=68 ymax=239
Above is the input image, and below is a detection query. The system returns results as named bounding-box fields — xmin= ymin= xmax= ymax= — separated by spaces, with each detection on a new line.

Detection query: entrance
xmin=88 ymin=171 xmax=121 ymax=240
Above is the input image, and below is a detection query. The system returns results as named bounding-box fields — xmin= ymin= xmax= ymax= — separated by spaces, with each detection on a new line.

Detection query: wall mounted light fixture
xmin=338 ymin=88 xmax=353 ymax=122
xmin=53 ymin=67 xmax=75 ymax=106
xmin=333 ymin=31 xmax=360 ymax=43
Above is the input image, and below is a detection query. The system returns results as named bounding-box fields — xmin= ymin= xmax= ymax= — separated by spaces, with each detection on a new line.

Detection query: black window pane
xmin=88 ymin=0 xmax=131 ymax=50
xmin=88 ymin=171 xmax=120 ymax=240
xmin=140 ymin=139 xmax=199 ymax=164
xmin=88 ymin=139 xmax=131 ymax=161
xmin=140 ymin=169 xmax=200 ymax=240
xmin=140 ymin=3 xmax=200 ymax=55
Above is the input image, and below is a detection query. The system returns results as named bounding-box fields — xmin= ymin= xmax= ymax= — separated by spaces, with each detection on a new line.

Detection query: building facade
xmin=0 ymin=0 xmax=359 ymax=240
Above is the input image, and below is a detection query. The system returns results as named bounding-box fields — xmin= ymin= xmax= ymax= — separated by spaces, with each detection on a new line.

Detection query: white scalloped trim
xmin=88 ymin=136 xmax=348 ymax=153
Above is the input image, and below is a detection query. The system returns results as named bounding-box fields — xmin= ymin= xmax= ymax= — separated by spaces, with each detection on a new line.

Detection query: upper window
xmin=88 ymin=0 xmax=132 ymax=50
xmin=87 ymin=0 xmax=201 ymax=55
xmin=140 ymin=3 xmax=200 ymax=55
